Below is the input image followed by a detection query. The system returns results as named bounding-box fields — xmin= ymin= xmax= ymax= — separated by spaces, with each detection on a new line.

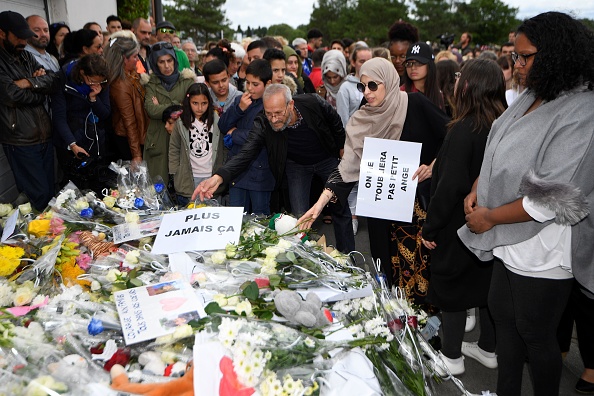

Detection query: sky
xmin=223 ymin=0 xmax=594 ymax=31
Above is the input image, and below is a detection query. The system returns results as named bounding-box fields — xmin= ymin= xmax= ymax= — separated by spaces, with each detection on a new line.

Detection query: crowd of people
xmin=1 ymin=8 xmax=594 ymax=396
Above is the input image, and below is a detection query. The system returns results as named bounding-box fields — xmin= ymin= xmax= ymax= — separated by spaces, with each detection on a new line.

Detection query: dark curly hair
xmin=388 ymin=20 xmax=419 ymax=44
xmin=517 ymin=12 xmax=594 ymax=101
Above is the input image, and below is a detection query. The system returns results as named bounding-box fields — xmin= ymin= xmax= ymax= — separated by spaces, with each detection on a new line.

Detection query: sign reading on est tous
xmin=356 ymin=138 xmax=421 ymax=222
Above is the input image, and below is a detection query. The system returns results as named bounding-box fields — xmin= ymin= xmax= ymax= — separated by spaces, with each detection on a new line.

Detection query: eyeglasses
xmin=356 ymin=81 xmax=383 ymax=93
xmin=454 ymin=72 xmax=461 ymax=80
xmin=404 ymin=60 xmax=425 ymax=68
xmin=264 ymin=104 xmax=289 ymax=121
xmin=152 ymin=42 xmax=174 ymax=51
xmin=158 ymin=28 xmax=175 ymax=34
xmin=84 ymin=75 xmax=107 ymax=85
xmin=511 ymin=51 xmax=538 ymax=66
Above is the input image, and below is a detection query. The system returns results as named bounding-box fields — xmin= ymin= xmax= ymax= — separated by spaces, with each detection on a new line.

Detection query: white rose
xmin=91 ymin=281 xmax=101 ymax=291
xmin=226 ymin=296 xmax=239 ymax=306
xmin=160 ymin=351 xmax=176 ymax=364
xmin=264 ymin=246 xmax=281 ymax=258
xmin=277 ymin=238 xmax=292 ymax=250
xmin=18 ymin=203 xmax=32 ymax=215
xmin=211 ymin=251 xmax=226 ymax=265
xmin=124 ymin=250 xmax=140 ymax=264
xmin=13 ymin=288 xmax=35 ymax=306
xmin=0 ymin=203 xmax=13 ymax=217
xmin=125 ymin=212 xmax=140 ymax=223
xmin=172 ymin=324 xmax=193 ymax=339
xmin=105 ymin=269 xmax=122 ymax=283
xmin=235 ymin=300 xmax=253 ymax=316
xmin=212 ymin=294 xmax=229 ymax=306
xmin=73 ymin=199 xmax=89 ymax=211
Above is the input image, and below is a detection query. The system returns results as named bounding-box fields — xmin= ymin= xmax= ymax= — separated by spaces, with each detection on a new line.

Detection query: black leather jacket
xmin=0 ymin=47 xmax=59 ymax=145
xmin=217 ymin=93 xmax=345 ymax=187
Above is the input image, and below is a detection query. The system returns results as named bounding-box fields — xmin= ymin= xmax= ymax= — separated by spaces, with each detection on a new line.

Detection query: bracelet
xmin=323 ymin=188 xmax=337 ymax=204
xmin=89 ymin=97 xmax=97 ymax=103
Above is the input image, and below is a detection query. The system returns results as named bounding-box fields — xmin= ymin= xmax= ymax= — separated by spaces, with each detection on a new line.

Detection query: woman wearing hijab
xmin=143 ymin=41 xmax=196 ymax=185
xmin=317 ymin=49 xmax=347 ymax=109
xmin=300 ymin=58 xmax=449 ymax=303
xmin=283 ymin=45 xmax=315 ymax=94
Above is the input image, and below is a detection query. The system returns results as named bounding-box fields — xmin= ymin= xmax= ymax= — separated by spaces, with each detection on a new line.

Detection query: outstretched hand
xmin=191 ymin=175 xmax=223 ymax=201
xmin=297 ymin=192 xmax=332 ymax=230
xmin=412 ymin=163 xmax=433 ymax=183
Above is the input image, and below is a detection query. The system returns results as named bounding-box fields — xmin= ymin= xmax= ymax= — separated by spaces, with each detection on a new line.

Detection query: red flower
xmin=90 ymin=342 xmax=105 ymax=355
xmin=104 ymin=348 xmax=131 ymax=371
xmin=254 ymin=278 xmax=270 ymax=288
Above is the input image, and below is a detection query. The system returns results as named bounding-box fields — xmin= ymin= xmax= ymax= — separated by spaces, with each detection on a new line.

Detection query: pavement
xmin=312 ymin=215 xmax=585 ymax=396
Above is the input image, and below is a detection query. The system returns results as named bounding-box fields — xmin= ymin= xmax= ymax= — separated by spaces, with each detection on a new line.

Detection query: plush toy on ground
xmin=110 ymin=361 xmax=194 ymax=396
xmin=274 ymin=290 xmax=332 ymax=328
xmin=269 ymin=214 xmax=307 ymax=241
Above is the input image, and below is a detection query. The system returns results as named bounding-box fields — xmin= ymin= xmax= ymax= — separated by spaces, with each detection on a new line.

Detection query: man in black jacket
xmin=0 ymin=11 xmax=60 ymax=210
xmin=194 ymin=84 xmax=355 ymax=253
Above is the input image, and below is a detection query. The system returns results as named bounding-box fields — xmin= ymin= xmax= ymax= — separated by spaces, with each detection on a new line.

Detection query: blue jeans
xmin=285 ymin=157 xmax=355 ymax=253
xmin=3 ymin=143 xmax=54 ymax=211
xmin=229 ymin=187 xmax=271 ymax=215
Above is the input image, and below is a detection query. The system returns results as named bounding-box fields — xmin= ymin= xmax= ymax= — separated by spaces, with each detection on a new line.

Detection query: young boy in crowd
xmin=263 ymin=48 xmax=287 ymax=84
xmin=217 ymin=59 xmax=275 ymax=215
xmin=202 ymin=59 xmax=242 ymax=116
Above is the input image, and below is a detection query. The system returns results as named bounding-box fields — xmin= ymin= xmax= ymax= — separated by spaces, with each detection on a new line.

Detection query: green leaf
xmin=268 ymin=274 xmax=282 ymax=287
xmin=286 ymin=251 xmax=297 ymax=264
xmin=204 ymin=302 xmax=226 ymax=315
xmin=128 ymin=278 xmax=143 ymax=287
xmin=242 ymin=281 xmax=260 ymax=301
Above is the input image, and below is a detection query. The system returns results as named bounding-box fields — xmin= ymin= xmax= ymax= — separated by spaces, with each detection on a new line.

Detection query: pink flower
xmin=50 ymin=217 xmax=66 ymax=235
xmin=76 ymin=253 xmax=92 ymax=270
xmin=254 ymin=278 xmax=270 ymax=288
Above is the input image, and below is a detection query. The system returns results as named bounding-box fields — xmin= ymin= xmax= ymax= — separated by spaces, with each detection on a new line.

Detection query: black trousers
xmin=441 ymin=307 xmax=496 ymax=359
xmin=489 ymin=259 xmax=573 ymax=396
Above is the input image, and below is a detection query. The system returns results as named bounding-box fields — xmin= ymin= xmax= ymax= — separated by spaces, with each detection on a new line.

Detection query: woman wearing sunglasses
xmin=299 ymin=58 xmax=448 ymax=298
xmin=143 ymin=41 xmax=196 ymax=186
xmin=421 ymin=59 xmax=507 ymax=376
xmin=458 ymin=12 xmax=594 ymax=395
xmin=51 ymin=54 xmax=111 ymax=191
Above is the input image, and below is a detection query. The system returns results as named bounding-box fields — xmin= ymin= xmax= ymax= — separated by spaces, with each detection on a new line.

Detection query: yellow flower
xmin=18 ymin=203 xmax=32 ymax=215
xmin=59 ymin=258 xmax=91 ymax=288
xmin=28 ymin=219 xmax=51 ymax=237
xmin=103 ymin=196 xmax=116 ymax=208
xmin=14 ymin=287 xmax=35 ymax=306
xmin=0 ymin=246 xmax=25 ymax=276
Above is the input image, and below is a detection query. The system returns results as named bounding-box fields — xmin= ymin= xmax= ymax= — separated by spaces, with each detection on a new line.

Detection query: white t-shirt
xmin=188 ymin=119 xmax=213 ymax=178
xmin=494 ymin=196 xmax=573 ymax=279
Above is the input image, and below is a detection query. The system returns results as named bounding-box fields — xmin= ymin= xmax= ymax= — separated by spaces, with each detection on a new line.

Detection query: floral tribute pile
xmin=0 ymin=166 xmax=465 ymax=396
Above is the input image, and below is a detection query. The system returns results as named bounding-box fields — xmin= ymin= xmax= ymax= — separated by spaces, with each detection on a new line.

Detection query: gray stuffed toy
xmin=274 ymin=290 xmax=332 ymax=328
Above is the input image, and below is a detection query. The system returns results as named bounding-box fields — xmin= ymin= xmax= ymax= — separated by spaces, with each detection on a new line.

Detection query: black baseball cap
xmin=0 ymin=11 xmax=37 ymax=39
xmin=405 ymin=42 xmax=434 ymax=64
xmin=156 ymin=21 xmax=176 ymax=31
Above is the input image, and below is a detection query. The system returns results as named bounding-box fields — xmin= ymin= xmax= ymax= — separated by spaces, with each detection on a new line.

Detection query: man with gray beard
xmin=193 ymin=84 xmax=355 ymax=253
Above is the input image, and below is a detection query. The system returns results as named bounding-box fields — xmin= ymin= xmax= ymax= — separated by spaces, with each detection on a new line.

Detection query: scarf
xmin=338 ymin=57 xmax=409 ymax=182
xmin=321 ymin=49 xmax=347 ymax=99
xmin=148 ymin=42 xmax=179 ymax=91
xmin=283 ymin=46 xmax=304 ymax=89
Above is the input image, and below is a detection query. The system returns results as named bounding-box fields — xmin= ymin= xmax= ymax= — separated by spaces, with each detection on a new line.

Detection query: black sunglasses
xmin=152 ymin=42 xmax=174 ymax=52
xmin=356 ymin=81 xmax=383 ymax=93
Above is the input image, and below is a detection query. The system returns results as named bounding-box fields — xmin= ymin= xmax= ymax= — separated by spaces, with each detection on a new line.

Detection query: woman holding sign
xmin=421 ymin=59 xmax=507 ymax=375
xmin=299 ymin=57 xmax=448 ymax=305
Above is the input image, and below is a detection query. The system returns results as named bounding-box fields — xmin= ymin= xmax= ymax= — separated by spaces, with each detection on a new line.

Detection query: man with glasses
xmin=193 ymin=84 xmax=356 ymax=253
xmin=155 ymin=21 xmax=190 ymax=71
xmin=0 ymin=11 xmax=60 ymax=210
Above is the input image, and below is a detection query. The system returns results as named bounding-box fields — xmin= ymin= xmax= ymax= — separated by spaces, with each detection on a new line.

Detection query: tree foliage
xmin=164 ymin=0 xmax=233 ymax=43
xmin=117 ymin=0 xmax=150 ymax=23
xmin=267 ymin=24 xmax=306 ymax=42
xmin=306 ymin=0 xmax=519 ymax=47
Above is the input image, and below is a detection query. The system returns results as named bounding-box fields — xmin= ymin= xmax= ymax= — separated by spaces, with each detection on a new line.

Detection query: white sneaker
xmin=352 ymin=219 xmax=359 ymax=235
xmin=461 ymin=341 xmax=498 ymax=369
xmin=433 ymin=351 xmax=465 ymax=377
xmin=465 ymin=308 xmax=476 ymax=332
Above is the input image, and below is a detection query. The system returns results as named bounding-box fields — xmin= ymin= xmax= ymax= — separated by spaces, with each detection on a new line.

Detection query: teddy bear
xmin=274 ymin=290 xmax=332 ymax=328
xmin=110 ymin=361 xmax=194 ymax=396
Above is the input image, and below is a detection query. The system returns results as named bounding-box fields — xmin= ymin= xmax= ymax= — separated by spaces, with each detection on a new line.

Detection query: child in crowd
xmin=218 ymin=59 xmax=275 ymax=215
xmin=202 ymin=59 xmax=242 ymax=116
xmin=168 ymin=84 xmax=223 ymax=207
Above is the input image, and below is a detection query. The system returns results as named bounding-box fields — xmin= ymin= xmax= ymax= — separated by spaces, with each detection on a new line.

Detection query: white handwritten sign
xmin=356 ymin=138 xmax=421 ymax=222
xmin=151 ymin=206 xmax=244 ymax=254
xmin=114 ymin=280 xmax=205 ymax=345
